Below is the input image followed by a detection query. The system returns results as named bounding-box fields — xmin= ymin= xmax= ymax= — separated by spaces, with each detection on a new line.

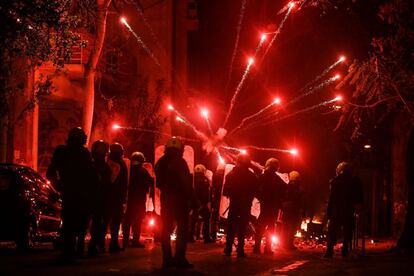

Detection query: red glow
xmin=260 ymin=33 xmax=267 ymax=41
xmin=288 ymin=1 xmax=296 ymax=8
xmin=149 ymin=218 xmax=155 ymax=227
xmin=334 ymin=95 xmax=343 ymax=101
xmin=338 ymin=55 xmax=346 ymax=62
xmin=201 ymin=108 xmax=209 ymax=118
xmin=271 ymin=235 xmax=279 ymax=244
xmin=248 ymin=57 xmax=254 ymax=65
xmin=112 ymin=123 xmax=121 ymax=130
xmin=120 ymin=17 xmax=127 ymax=25
xmin=240 ymin=149 xmax=248 ymax=155
xmin=290 ymin=148 xmax=298 ymax=156
xmin=218 ymin=156 xmax=225 ymax=165
xmin=167 ymin=104 xmax=174 ymax=111
xmin=273 ymin=97 xmax=281 ymax=105
xmin=334 ymin=74 xmax=341 ymax=80
xmin=176 ymin=116 xmax=184 ymax=122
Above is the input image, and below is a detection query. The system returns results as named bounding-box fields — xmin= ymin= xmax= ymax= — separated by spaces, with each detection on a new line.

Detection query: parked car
xmin=0 ymin=164 xmax=61 ymax=250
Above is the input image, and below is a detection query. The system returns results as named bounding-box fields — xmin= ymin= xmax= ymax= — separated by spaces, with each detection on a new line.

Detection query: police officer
xmin=122 ymin=152 xmax=154 ymax=248
xmin=88 ymin=140 xmax=112 ymax=255
xmin=223 ymin=154 xmax=258 ymax=257
xmin=46 ymin=127 xmax=98 ymax=258
xmin=189 ymin=164 xmax=213 ymax=243
xmin=282 ymin=171 xmax=303 ymax=250
xmin=211 ymin=164 xmax=225 ymax=241
xmin=253 ymin=158 xmax=286 ymax=254
xmin=324 ymin=162 xmax=363 ymax=258
xmin=104 ymin=143 xmax=128 ymax=252
xmin=155 ymin=137 xmax=196 ymax=269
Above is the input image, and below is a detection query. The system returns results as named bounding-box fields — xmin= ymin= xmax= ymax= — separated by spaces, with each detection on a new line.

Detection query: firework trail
xmin=121 ymin=18 xmax=162 ymax=68
xmin=174 ymin=110 xmax=208 ymax=140
xmin=223 ymin=58 xmax=254 ymax=127
xmin=300 ymin=57 xmax=344 ymax=92
xmin=244 ymin=145 xmax=295 ymax=154
xmin=130 ymin=1 xmax=165 ymax=55
xmin=225 ymin=0 xmax=248 ymax=92
xmin=243 ymin=97 xmax=341 ymax=131
xmin=112 ymin=125 xmax=200 ymax=142
xmin=228 ymin=98 xmax=281 ymax=136
xmin=261 ymin=3 xmax=295 ymax=62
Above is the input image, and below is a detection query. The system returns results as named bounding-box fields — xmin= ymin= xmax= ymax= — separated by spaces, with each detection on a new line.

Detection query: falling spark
xmin=110 ymin=125 xmax=199 ymax=143
xmin=242 ymin=145 xmax=298 ymax=155
xmin=168 ymin=105 xmax=208 ymax=140
xmin=149 ymin=218 xmax=155 ymax=227
xmin=290 ymin=148 xmax=299 ymax=156
xmin=225 ymin=0 xmax=248 ymax=92
xmin=201 ymin=108 xmax=213 ymax=134
xmin=223 ymin=58 xmax=254 ymax=126
xmin=261 ymin=3 xmax=295 ymax=62
xmin=228 ymin=97 xmax=282 ymax=136
xmin=301 ymin=57 xmax=345 ymax=92
xmin=249 ymin=97 xmax=342 ymax=130
xmin=271 ymin=235 xmax=279 ymax=245
xmin=120 ymin=16 xmax=162 ymax=68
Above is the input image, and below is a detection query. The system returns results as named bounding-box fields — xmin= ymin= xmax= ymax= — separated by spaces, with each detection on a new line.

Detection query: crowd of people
xmin=46 ymin=127 xmax=363 ymax=268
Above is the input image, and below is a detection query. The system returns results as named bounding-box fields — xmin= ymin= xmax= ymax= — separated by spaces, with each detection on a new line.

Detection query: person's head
xmin=109 ymin=143 xmax=124 ymax=161
xmin=67 ymin=127 xmax=87 ymax=146
xmin=165 ymin=136 xmax=184 ymax=157
xmin=91 ymin=140 xmax=109 ymax=160
xmin=130 ymin=151 xmax=145 ymax=166
xmin=265 ymin=158 xmax=280 ymax=173
xmin=194 ymin=164 xmax=207 ymax=176
xmin=236 ymin=153 xmax=250 ymax=169
xmin=336 ymin=161 xmax=351 ymax=176
xmin=289 ymin=171 xmax=301 ymax=183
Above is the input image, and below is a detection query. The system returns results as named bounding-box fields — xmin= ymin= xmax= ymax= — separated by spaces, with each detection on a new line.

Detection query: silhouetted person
xmin=46 ymin=127 xmax=98 ymax=258
xmin=282 ymin=171 xmax=303 ymax=250
xmin=254 ymin=158 xmax=286 ymax=254
xmin=211 ymin=164 xmax=225 ymax=240
xmin=88 ymin=140 xmax=111 ymax=256
xmin=189 ymin=164 xmax=213 ymax=243
xmin=155 ymin=137 xmax=196 ymax=269
xmin=223 ymin=154 xmax=258 ymax=257
xmin=324 ymin=162 xmax=363 ymax=258
xmin=104 ymin=143 xmax=128 ymax=252
xmin=123 ymin=152 xmax=154 ymax=248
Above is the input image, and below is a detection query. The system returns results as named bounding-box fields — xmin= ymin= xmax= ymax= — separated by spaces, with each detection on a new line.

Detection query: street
xmin=1 ymin=239 xmax=413 ymax=275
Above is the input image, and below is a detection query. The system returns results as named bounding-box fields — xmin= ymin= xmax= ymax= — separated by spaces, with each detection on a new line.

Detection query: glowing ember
xmin=289 ymin=148 xmax=298 ymax=156
xmin=248 ymin=57 xmax=254 ymax=65
xmin=201 ymin=108 xmax=209 ymax=118
xmin=273 ymin=97 xmax=281 ymax=105
xmin=364 ymin=144 xmax=372 ymax=149
xmin=167 ymin=104 xmax=174 ymax=111
xmin=176 ymin=116 xmax=184 ymax=122
xmin=294 ymin=231 xmax=302 ymax=238
xmin=149 ymin=218 xmax=155 ymax=227
xmin=240 ymin=149 xmax=248 ymax=155
xmin=112 ymin=123 xmax=121 ymax=130
xmin=334 ymin=95 xmax=343 ymax=101
xmin=260 ymin=33 xmax=267 ymax=42
xmin=288 ymin=1 xmax=296 ymax=8
xmin=271 ymin=235 xmax=279 ymax=244
xmin=120 ymin=17 xmax=127 ymax=25
xmin=338 ymin=55 xmax=346 ymax=62
xmin=334 ymin=74 xmax=341 ymax=80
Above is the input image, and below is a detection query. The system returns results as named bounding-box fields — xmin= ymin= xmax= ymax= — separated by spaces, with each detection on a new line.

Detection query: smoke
xmin=202 ymin=128 xmax=228 ymax=154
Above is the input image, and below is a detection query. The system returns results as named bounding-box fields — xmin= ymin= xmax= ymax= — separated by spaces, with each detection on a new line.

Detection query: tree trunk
xmin=82 ymin=0 xmax=111 ymax=143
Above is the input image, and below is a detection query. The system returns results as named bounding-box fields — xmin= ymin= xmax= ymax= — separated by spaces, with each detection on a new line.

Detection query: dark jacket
xmin=283 ymin=180 xmax=303 ymax=218
xmin=223 ymin=166 xmax=258 ymax=210
xmin=155 ymin=151 xmax=193 ymax=201
xmin=107 ymin=158 xmax=128 ymax=205
xmin=194 ymin=174 xmax=210 ymax=206
xmin=257 ymin=170 xmax=287 ymax=210
xmin=47 ymin=144 xmax=98 ymax=205
xmin=128 ymin=165 xmax=154 ymax=204
xmin=327 ymin=172 xmax=363 ymax=219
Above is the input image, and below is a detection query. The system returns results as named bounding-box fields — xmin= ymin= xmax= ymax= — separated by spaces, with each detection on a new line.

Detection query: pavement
xmin=0 ymin=238 xmax=413 ymax=275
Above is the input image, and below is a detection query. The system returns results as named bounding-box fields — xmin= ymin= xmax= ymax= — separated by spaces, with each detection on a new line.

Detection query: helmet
xmin=265 ymin=158 xmax=280 ymax=172
xmin=236 ymin=153 xmax=250 ymax=167
xmin=336 ymin=162 xmax=351 ymax=175
xmin=165 ymin=136 xmax=184 ymax=151
xmin=289 ymin=171 xmax=301 ymax=182
xmin=194 ymin=164 xmax=207 ymax=174
xmin=91 ymin=140 xmax=109 ymax=159
xmin=131 ymin=151 xmax=145 ymax=163
xmin=67 ymin=127 xmax=87 ymax=146
xmin=109 ymin=143 xmax=124 ymax=160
